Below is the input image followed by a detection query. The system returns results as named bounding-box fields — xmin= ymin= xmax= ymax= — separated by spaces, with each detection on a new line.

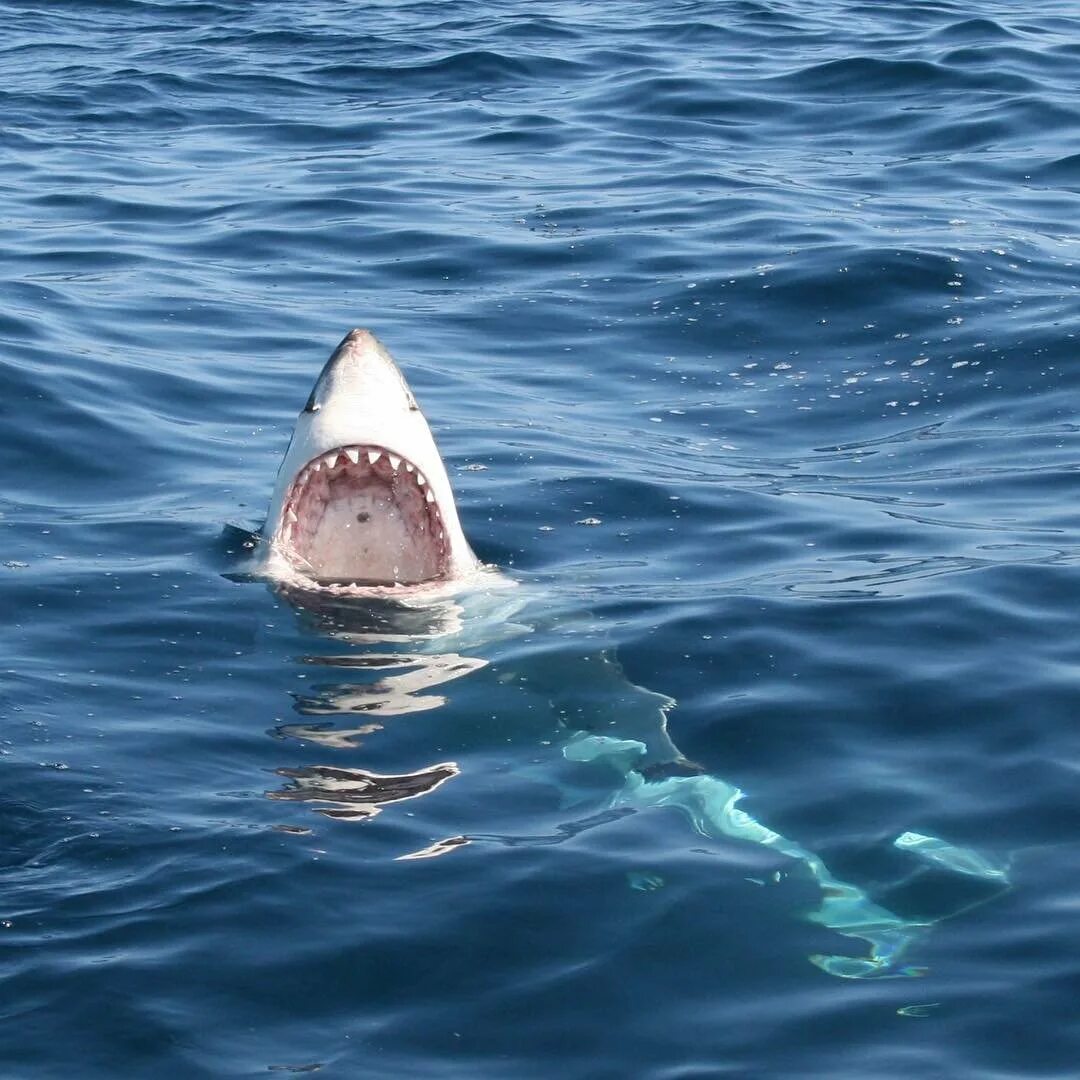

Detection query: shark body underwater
xmin=241 ymin=328 xmax=1009 ymax=979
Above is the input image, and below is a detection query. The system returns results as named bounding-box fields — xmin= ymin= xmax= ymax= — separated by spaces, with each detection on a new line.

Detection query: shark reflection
xmin=271 ymin=721 xmax=383 ymax=750
xmin=268 ymin=647 xmax=488 ymax=752
xmin=268 ymin=761 xmax=459 ymax=821
xmin=290 ymin=652 xmax=488 ymax=717
xmin=262 ymin=588 xmax=519 ymax=821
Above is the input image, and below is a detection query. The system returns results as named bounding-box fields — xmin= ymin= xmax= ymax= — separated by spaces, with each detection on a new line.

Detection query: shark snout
xmin=336 ymin=327 xmax=380 ymax=357
xmin=306 ymin=328 xmax=417 ymax=416
xmin=325 ymin=328 xmax=396 ymax=379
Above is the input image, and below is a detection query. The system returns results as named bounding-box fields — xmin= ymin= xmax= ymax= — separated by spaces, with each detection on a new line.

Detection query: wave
xmin=772 ymin=55 xmax=1036 ymax=95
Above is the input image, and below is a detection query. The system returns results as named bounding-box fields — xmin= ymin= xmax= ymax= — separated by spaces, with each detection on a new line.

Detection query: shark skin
xmin=250 ymin=330 xmax=1008 ymax=978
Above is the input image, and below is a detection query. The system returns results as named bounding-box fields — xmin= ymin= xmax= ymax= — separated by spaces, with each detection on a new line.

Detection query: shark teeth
xmin=301 ymin=447 xmax=431 ymax=483
xmin=425 ymin=488 xmax=435 ymax=503
xmin=287 ymin=509 xmax=299 ymax=523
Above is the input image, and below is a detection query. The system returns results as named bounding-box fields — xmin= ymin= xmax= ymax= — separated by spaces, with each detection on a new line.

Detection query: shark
xmin=246 ymin=328 xmax=1009 ymax=978
xmin=262 ymin=327 xmax=489 ymax=596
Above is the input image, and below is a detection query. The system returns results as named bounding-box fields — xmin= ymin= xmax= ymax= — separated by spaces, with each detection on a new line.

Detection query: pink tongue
xmin=299 ymin=471 xmax=439 ymax=584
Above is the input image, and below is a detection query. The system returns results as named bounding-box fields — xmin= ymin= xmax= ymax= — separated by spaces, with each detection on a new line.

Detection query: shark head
xmin=263 ymin=329 xmax=480 ymax=593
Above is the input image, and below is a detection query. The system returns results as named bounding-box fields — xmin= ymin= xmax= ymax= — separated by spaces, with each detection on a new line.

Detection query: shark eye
xmin=303 ymin=391 xmax=321 ymax=413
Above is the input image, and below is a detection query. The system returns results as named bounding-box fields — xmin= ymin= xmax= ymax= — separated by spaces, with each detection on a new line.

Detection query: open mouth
xmin=275 ymin=445 xmax=449 ymax=587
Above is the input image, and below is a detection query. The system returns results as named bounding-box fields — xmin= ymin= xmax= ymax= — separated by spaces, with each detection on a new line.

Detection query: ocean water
xmin=3 ymin=0 xmax=1080 ymax=1075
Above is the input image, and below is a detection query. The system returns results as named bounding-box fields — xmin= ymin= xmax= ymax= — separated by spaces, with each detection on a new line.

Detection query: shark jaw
xmin=278 ymin=443 xmax=449 ymax=585
xmin=264 ymin=329 xmax=481 ymax=595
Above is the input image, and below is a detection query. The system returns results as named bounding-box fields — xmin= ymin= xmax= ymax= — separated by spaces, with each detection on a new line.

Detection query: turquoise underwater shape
xmin=563 ymin=732 xmax=1010 ymax=979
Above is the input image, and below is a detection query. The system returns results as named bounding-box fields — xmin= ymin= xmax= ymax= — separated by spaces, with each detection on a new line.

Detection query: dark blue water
xmin=4 ymin=0 xmax=1080 ymax=1074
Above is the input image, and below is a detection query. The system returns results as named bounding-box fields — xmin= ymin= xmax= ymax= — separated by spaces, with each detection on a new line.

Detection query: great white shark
xmin=263 ymin=327 xmax=489 ymax=595
xmin=248 ymin=328 xmax=1009 ymax=978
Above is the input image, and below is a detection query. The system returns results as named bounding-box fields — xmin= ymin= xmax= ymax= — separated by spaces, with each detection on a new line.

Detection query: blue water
xmin=3 ymin=0 xmax=1080 ymax=1074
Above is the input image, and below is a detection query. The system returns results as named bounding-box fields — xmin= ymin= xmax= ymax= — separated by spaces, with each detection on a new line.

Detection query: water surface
xmin=3 ymin=0 xmax=1080 ymax=1075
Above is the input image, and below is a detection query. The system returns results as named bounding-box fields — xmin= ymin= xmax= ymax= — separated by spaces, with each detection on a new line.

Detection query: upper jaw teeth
xmin=296 ymin=447 xmax=430 ymax=492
